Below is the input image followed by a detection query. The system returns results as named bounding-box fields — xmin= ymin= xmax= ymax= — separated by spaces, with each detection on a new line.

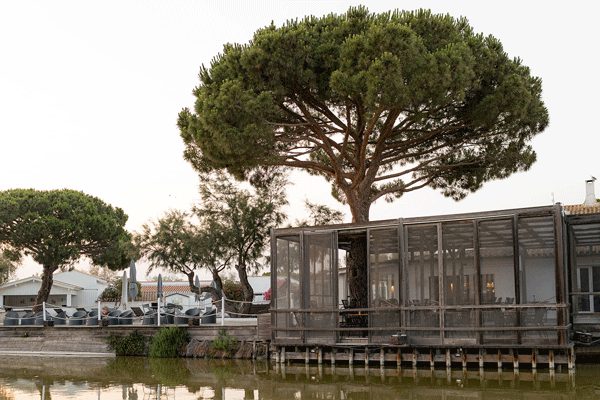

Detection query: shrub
xmin=211 ymin=329 xmax=238 ymax=355
xmin=149 ymin=327 xmax=190 ymax=358
xmin=107 ymin=331 xmax=148 ymax=356
xmin=99 ymin=286 xmax=119 ymax=301
xmin=222 ymin=279 xmax=244 ymax=301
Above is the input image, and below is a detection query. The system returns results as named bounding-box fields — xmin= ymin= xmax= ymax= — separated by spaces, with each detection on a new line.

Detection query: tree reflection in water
xmin=0 ymin=356 xmax=598 ymax=399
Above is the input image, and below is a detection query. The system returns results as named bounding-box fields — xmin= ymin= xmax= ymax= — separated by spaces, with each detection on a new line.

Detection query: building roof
xmin=564 ymin=203 xmax=600 ymax=215
xmin=55 ymin=270 xmax=108 ymax=285
xmin=138 ymin=281 xmax=209 ymax=301
xmin=0 ymin=276 xmax=83 ymax=291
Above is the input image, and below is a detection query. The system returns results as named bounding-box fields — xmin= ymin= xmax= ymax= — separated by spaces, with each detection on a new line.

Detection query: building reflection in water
xmin=0 ymin=357 xmax=597 ymax=400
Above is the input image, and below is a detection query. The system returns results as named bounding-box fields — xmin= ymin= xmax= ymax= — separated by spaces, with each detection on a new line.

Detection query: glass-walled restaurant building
xmin=271 ymin=204 xmax=600 ymax=349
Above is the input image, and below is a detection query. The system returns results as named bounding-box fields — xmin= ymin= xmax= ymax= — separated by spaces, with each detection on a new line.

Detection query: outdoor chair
xmin=34 ymin=311 xmax=47 ymax=325
xmin=87 ymin=310 xmax=98 ymax=325
xmin=119 ymin=310 xmax=134 ymax=325
xmin=107 ymin=310 xmax=122 ymax=325
xmin=179 ymin=307 xmax=201 ymax=326
xmin=63 ymin=307 xmax=78 ymax=318
xmin=130 ymin=307 xmax=144 ymax=317
xmin=141 ymin=310 xmax=167 ymax=325
xmin=4 ymin=311 xmax=20 ymax=326
xmin=163 ymin=306 xmax=177 ymax=324
xmin=142 ymin=311 xmax=156 ymax=325
xmin=200 ymin=307 xmax=217 ymax=324
xmin=68 ymin=310 xmax=87 ymax=326
xmin=171 ymin=309 xmax=184 ymax=324
xmin=20 ymin=311 xmax=36 ymax=325
xmin=53 ymin=310 xmax=67 ymax=325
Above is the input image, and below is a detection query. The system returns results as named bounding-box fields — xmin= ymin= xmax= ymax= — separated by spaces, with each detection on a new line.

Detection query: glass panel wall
xmin=442 ymin=221 xmax=476 ymax=341
xmin=274 ymin=236 xmax=301 ymax=339
xmin=405 ymin=225 xmax=440 ymax=341
xmin=518 ymin=215 xmax=557 ymax=343
xmin=304 ymin=233 xmax=336 ymax=344
xmin=479 ymin=219 xmax=517 ymax=343
xmin=369 ymin=228 xmax=400 ymax=343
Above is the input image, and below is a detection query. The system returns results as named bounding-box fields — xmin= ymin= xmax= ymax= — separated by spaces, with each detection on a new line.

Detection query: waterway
xmin=0 ymin=356 xmax=599 ymax=399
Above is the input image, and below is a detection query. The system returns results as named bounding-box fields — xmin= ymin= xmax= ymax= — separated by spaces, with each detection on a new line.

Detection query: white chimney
xmin=584 ymin=178 xmax=597 ymax=205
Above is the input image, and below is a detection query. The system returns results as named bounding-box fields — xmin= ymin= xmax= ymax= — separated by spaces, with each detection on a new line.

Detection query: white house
xmin=0 ymin=270 xmax=108 ymax=309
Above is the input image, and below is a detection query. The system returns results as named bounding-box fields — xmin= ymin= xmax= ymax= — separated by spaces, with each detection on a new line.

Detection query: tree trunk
xmin=348 ymin=236 xmax=368 ymax=308
xmin=346 ymin=194 xmax=371 ymax=308
xmin=186 ymin=271 xmax=222 ymax=300
xmin=211 ymin=270 xmax=224 ymax=296
xmin=33 ymin=265 xmax=57 ymax=312
xmin=235 ymin=264 xmax=254 ymax=315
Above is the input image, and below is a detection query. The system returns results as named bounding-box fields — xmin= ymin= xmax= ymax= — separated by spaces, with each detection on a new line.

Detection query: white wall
xmin=55 ymin=271 xmax=107 ymax=308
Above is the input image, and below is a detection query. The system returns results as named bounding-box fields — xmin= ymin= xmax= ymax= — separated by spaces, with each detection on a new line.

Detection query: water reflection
xmin=0 ymin=356 xmax=599 ymax=399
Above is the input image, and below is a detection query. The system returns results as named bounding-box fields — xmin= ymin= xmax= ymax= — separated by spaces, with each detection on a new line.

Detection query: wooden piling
xmin=317 ymin=347 xmax=323 ymax=365
xmin=479 ymin=349 xmax=484 ymax=369
xmin=412 ymin=348 xmax=418 ymax=368
xmin=512 ymin=349 xmax=519 ymax=370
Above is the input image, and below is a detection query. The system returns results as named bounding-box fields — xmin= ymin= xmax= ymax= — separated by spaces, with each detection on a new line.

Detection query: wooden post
xmin=568 ymin=347 xmax=575 ymax=370
xmin=479 ymin=349 xmax=484 ymax=369
xmin=317 ymin=347 xmax=323 ymax=365
xmin=445 ymin=348 xmax=451 ymax=368
xmin=549 ymin=349 xmax=555 ymax=370
xmin=531 ymin=349 xmax=537 ymax=370
xmin=512 ymin=349 xmax=519 ymax=370
xmin=274 ymin=346 xmax=280 ymax=364
xmin=305 ymin=348 xmax=309 ymax=365
xmin=412 ymin=348 xmax=418 ymax=368
xmin=462 ymin=350 xmax=467 ymax=370
xmin=497 ymin=349 xmax=502 ymax=369
xmin=430 ymin=349 xmax=434 ymax=369
xmin=349 ymin=348 xmax=354 ymax=366
xmin=380 ymin=348 xmax=385 ymax=367
xmin=397 ymin=349 xmax=401 ymax=369
xmin=280 ymin=347 xmax=286 ymax=364
xmin=331 ymin=349 xmax=336 ymax=366
xmin=365 ymin=347 xmax=369 ymax=366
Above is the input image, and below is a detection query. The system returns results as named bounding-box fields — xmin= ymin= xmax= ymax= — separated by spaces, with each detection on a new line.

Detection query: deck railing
xmin=272 ymin=303 xmax=569 ymax=346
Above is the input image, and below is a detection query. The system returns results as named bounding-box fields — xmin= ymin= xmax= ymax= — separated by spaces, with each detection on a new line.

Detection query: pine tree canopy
xmin=178 ymin=7 xmax=548 ymax=222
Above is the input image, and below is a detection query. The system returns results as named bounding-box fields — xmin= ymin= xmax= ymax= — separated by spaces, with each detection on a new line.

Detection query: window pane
xmin=305 ymin=233 xmax=336 ymax=344
xmin=579 ymin=267 xmax=590 ymax=292
xmin=370 ymin=228 xmax=400 ymax=305
xmin=442 ymin=221 xmax=476 ymax=341
xmin=406 ymin=225 xmax=439 ymax=340
xmin=369 ymin=228 xmax=400 ymax=343
xmin=479 ymin=219 xmax=515 ymax=305
xmin=275 ymin=236 xmax=301 ymax=339
xmin=518 ymin=216 xmax=556 ymax=304
xmin=479 ymin=219 xmax=517 ymax=344
xmin=593 ymin=267 xmax=600 ymax=292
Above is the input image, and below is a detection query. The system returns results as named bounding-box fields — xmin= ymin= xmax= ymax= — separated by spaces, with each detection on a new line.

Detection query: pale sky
xmin=1 ymin=1 xmax=599 ymax=279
